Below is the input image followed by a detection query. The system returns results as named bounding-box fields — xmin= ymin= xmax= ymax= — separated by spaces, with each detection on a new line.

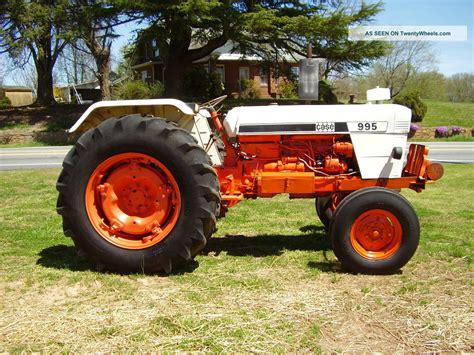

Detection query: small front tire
xmin=330 ymin=187 xmax=420 ymax=274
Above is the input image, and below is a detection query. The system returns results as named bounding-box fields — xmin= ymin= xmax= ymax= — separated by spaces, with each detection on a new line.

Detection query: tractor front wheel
xmin=315 ymin=196 xmax=332 ymax=229
xmin=56 ymin=115 xmax=220 ymax=273
xmin=330 ymin=187 xmax=419 ymax=274
xmin=315 ymin=193 xmax=346 ymax=229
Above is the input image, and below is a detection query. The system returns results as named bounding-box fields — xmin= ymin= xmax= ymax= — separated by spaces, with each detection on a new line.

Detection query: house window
xmin=151 ymin=39 xmax=160 ymax=58
xmin=141 ymin=70 xmax=149 ymax=82
xmin=259 ymin=68 xmax=268 ymax=86
xmin=215 ymin=65 xmax=225 ymax=83
xmin=291 ymin=66 xmax=300 ymax=79
xmin=239 ymin=67 xmax=250 ymax=90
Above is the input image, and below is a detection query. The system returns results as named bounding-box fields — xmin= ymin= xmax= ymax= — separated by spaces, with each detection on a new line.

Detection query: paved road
xmin=0 ymin=146 xmax=70 ymax=171
xmin=411 ymin=141 xmax=474 ymax=164
xmin=0 ymin=142 xmax=473 ymax=171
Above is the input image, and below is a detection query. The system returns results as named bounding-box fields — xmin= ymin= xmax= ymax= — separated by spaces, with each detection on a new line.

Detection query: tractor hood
xmin=223 ymin=104 xmax=411 ymax=137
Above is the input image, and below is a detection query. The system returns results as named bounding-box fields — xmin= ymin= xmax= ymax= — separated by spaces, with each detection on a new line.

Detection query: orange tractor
xmin=57 ymin=95 xmax=443 ymax=274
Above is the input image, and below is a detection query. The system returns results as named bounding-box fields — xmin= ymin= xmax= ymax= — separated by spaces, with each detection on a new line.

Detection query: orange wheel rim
xmin=85 ymin=153 xmax=181 ymax=249
xmin=350 ymin=209 xmax=402 ymax=260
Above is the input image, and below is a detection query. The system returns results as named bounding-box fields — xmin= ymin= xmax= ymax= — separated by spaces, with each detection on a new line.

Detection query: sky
xmin=1 ymin=0 xmax=472 ymax=86
xmin=370 ymin=0 xmax=473 ymax=75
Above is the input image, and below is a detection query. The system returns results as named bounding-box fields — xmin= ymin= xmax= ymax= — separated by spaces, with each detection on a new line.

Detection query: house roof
xmin=208 ymin=41 xmax=304 ymax=63
xmin=0 ymin=85 xmax=33 ymax=92
xmin=132 ymin=40 xmax=304 ymax=68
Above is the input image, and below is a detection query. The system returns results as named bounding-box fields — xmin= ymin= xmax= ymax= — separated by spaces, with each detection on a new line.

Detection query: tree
xmin=404 ymin=71 xmax=447 ymax=101
xmin=126 ymin=0 xmax=385 ymax=97
xmin=0 ymin=0 xmax=70 ymax=105
xmin=115 ymin=44 xmax=135 ymax=79
xmin=366 ymin=41 xmax=435 ymax=98
xmin=12 ymin=61 xmax=38 ymax=97
xmin=56 ymin=41 xmax=97 ymax=86
xmin=268 ymin=1 xmax=387 ymax=78
xmin=446 ymin=73 xmax=474 ymax=102
xmin=67 ymin=1 xmax=129 ymax=100
xmin=0 ymin=55 xmax=9 ymax=85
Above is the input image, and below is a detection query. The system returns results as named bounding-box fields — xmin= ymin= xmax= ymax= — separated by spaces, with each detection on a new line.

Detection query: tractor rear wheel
xmin=330 ymin=187 xmax=419 ymax=274
xmin=56 ymin=115 xmax=220 ymax=273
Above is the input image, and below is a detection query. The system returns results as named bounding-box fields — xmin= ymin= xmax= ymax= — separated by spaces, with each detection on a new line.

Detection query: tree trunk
xmin=35 ymin=61 xmax=55 ymax=106
xmin=85 ymin=29 xmax=112 ymax=101
xmin=96 ymin=54 xmax=111 ymax=100
xmin=163 ymin=57 xmax=190 ymax=98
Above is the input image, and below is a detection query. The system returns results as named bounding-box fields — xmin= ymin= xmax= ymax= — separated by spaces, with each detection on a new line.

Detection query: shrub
xmin=408 ymin=123 xmax=419 ymax=138
xmin=114 ymin=80 xmax=164 ymax=100
xmin=451 ymin=126 xmax=462 ymax=135
xmin=183 ymin=68 xmax=224 ymax=101
xmin=149 ymin=81 xmax=164 ymax=98
xmin=435 ymin=126 xmax=449 ymax=137
xmin=318 ymin=80 xmax=338 ymax=104
xmin=278 ymin=79 xmax=297 ymax=99
xmin=393 ymin=92 xmax=427 ymax=122
xmin=0 ymin=96 xmax=12 ymax=109
xmin=239 ymin=79 xmax=261 ymax=99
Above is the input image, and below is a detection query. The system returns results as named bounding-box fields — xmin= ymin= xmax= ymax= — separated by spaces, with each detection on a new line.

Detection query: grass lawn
xmin=0 ymin=141 xmax=51 ymax=148
xmin=0 ymin=165 xmax=472 ymax=352
xmin=423 ymin=100 xmax=474 ymax=128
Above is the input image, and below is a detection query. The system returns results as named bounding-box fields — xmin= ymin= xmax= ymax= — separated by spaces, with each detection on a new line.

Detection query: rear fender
xmin=68 ymin=99 xmax=198 ymax=133
xmin=69 ymin=99 xmax=222 ymax=166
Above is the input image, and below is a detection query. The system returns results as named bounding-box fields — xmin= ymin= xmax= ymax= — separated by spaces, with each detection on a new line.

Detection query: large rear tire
xmin=330 ymin=187 xmax=419 ymax=274
xmin=56 ymin=115 xmax=220 ymax=273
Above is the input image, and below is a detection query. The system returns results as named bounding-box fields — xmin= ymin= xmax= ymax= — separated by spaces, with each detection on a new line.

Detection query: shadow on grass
xmin=307 ymin=261 xmax=343 ymax=273
xmin=37 ymin=224 xmax=341 ymax=274
xmin=203 ymin=224 xmax=332 ymax=257
xmin=36 ymin=244 xmax=200 ymax=275
xmin=36 ymin=244 xmax=92 ymax=272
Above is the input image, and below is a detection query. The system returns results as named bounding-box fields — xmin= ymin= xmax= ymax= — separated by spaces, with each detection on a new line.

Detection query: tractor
xmin=56 ymin=92 xmax=443 ymax=274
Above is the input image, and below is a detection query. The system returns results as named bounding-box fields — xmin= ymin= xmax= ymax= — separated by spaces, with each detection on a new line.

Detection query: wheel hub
xmin=85 ymin=153 xmax=181 ymax=249
xmin=350 ymin=209 xmax=402 ymax=260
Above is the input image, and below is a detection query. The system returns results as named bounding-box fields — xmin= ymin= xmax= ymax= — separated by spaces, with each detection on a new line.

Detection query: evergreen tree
xmin=123 ymin=0 xmax=385 ymax=97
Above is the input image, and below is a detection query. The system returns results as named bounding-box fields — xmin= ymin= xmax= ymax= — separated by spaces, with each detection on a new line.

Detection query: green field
xmin=0 ymin=165 xmax=472 ymax=352
xmin=423 ymin=100 xmax=474 ymax=127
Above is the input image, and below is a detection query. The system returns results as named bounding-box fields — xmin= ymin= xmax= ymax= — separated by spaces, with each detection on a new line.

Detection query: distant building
xmin=132 ymin=40 xmax=302 ymax=98
xmin=0 ymin=86 xmax=34 ymax=106
xmin=54 ymin=74 xmax=126 ymax=103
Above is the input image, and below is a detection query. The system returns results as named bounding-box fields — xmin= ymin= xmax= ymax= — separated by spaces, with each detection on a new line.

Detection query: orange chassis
xmin=209 ymin=111 xmax=444 ymax=214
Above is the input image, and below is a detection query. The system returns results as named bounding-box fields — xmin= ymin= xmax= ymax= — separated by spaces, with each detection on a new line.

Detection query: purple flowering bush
xmin=435 ymin=126 xmax=449 ymax=138
xmin=451 ymin=126 xmax=462 ymax=135
xmin=408 ymin=123 xmax=419 ymax=138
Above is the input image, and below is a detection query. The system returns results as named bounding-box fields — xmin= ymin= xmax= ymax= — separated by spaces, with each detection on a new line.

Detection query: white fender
xmin=68 ymin=99 xmax=198 ymax=133
xmin=68 ymin=99 xmax=223 ymax=166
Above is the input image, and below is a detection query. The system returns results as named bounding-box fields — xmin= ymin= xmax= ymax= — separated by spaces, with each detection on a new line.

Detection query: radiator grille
xmin=394 ymin=120 xmax=410 ymax=132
